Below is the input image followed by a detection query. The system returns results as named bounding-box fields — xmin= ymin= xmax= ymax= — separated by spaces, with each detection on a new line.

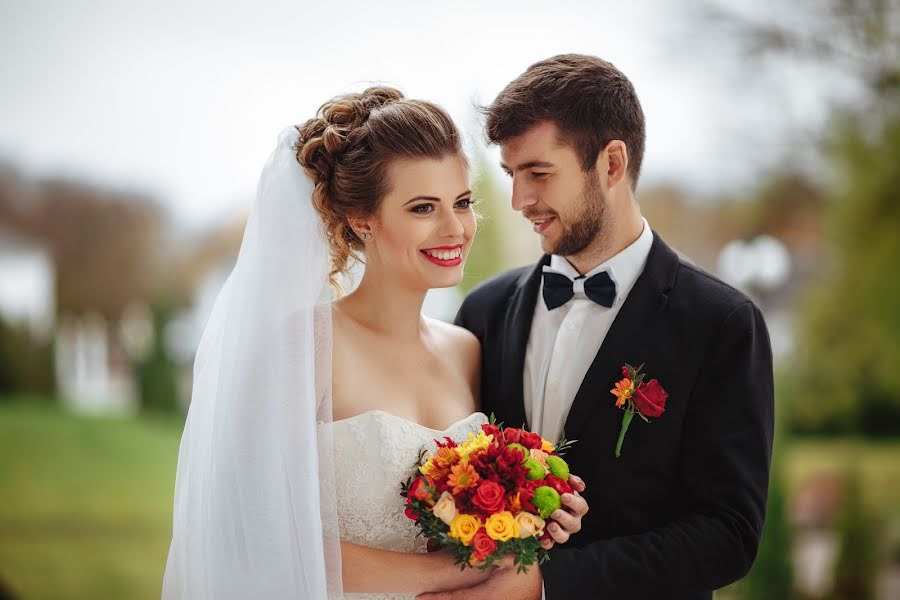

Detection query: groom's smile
xmin=527 ymin=214 xmax=557 ymax=235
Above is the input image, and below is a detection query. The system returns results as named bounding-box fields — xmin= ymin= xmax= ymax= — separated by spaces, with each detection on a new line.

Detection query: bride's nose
xmin=438 ymin=207 xmax=466 ymax=238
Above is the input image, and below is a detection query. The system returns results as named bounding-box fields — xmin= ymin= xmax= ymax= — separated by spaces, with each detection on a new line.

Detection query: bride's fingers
xmin=541 ymin=537 xmax=554 ymax=550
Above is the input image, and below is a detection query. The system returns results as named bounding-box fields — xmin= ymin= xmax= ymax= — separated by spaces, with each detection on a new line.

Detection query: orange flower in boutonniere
xmin=611 ymin=363 xmax=668 ymax=458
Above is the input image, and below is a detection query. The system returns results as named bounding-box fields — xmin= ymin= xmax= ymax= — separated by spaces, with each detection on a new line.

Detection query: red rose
xmin=520 ymin=431 xmax=543 ymax=450
xmin=622 ymin=366 xmax=630 ymax=377
xmin=633 ymin=379 xmax=668 ymax=418
xmin=405 ymin=506 xmax=420 ymax=521
xmin=482 ymin=423 xmax=502 ymax=438
xmin=409 ymin=476 xmax=433 ymax=502
xmin=471 ymin=527 xmax=498 ymax=561
xmin=503 ymin=428 xmax=522 ymax=444
xmin=472 ymin=480 xmax=506 ymax=514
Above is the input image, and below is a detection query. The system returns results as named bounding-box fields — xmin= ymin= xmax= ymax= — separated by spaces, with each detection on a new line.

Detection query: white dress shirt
xmin=524 ymin=219 xmax=654 ymax=444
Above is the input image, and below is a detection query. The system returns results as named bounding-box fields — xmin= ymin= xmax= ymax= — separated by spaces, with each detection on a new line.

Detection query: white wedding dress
xmin=325 ymin=409 xmax=489 ymax=600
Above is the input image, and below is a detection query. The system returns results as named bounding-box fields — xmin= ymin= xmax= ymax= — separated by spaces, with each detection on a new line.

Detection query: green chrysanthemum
xmin=531 ymin=486 xmax=561 ymax=520
xmin=546 ymin=455 xmax=570 ymax=480
xmin=524 ymin=458 xmax=547 ymax=480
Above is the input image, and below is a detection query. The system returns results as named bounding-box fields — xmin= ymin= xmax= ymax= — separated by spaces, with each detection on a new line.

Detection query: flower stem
xmin=615 ymin=405 xmax=635 ymax=458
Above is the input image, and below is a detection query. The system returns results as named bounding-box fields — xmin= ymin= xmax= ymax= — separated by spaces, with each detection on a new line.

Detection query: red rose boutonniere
xmin=610 ymin=363 xmax=668 ymax=458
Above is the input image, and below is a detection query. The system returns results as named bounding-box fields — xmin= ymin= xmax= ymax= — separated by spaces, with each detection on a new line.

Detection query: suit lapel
xmin=563 ymin=233 xmax=679 ymax=443
xmin=500 ymin=254 xmax=550 ymax=430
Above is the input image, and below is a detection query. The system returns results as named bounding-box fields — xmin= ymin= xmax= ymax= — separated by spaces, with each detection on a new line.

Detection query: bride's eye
xmin=411 ymin=203 xmax=435 ymax=214
xmin=455 ymin=198 xmax=476 ymax=209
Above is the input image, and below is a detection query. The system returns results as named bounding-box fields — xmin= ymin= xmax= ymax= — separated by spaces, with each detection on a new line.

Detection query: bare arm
xmin=340 ymin=540 xmax=492 ymax=594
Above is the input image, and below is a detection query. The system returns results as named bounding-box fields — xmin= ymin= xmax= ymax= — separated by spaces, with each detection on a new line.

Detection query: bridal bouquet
xmin=400 ymin=416 xmax=574 ymax=572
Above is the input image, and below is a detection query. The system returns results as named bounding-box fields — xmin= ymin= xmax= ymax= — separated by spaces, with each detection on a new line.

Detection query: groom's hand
xmin=544 ymin=475 xmax=588 ymax=547
xmin=416 ymin=557 xmax=542 ymax=600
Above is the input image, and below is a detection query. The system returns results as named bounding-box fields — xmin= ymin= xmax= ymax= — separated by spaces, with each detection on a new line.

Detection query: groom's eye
xmin=532 ymin=172 xmax=550 ymax=179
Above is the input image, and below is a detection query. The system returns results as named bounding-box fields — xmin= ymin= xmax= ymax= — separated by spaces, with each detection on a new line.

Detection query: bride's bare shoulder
xmin=424 ymin=317 xmax=481 ymax=400
xmin=424 ymin=317 xmax=480 ymax=356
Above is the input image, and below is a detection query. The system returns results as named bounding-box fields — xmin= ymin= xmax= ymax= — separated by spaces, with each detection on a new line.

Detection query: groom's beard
xmin=546 ymin=171 xmax=607 ymax=257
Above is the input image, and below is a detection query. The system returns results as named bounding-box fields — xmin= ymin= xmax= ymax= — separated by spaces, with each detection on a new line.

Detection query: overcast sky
xmin=0 ymin=0 xmax=839 ymax=228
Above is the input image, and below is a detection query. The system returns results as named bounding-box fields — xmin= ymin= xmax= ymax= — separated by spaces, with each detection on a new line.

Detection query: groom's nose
xmin=510 ymin=177 xmax=537 ymax=212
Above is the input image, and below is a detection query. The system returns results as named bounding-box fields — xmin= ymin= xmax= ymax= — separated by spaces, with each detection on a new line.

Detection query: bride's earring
xmin=362 ymin=232 xmax=372 ymax=241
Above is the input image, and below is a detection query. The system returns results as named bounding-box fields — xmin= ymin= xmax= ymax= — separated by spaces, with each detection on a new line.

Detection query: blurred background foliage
xmin=1 ymin=0 xmax=899 ymax=598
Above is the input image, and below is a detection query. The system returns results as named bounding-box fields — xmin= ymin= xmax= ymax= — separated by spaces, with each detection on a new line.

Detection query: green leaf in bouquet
xmin=553 ymin=435 xmax=578 ymax=456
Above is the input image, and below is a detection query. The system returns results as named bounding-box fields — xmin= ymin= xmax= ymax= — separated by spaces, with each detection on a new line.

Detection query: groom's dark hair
xmin=485 ymin=54 xmax=646 ymax=188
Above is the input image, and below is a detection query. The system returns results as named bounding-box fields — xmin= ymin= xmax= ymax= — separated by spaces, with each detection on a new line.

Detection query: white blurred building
xmin=0 ymin=225 xmax=136 ymax=414
xmin=55 ymin=311 xmax=139 ymax=415
xmin=0 ymin=224 xmax=55 ymax=338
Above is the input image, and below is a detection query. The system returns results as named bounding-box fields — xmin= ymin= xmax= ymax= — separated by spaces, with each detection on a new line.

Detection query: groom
xmin=433 ymin=55 xmax=774 ymax=599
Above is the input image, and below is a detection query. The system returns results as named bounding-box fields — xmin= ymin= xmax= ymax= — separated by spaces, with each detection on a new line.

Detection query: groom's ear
xmin=597 ymin=140 xmax=629 ymax=190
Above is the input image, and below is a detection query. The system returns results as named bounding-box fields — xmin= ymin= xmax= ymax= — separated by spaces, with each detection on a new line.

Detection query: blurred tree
xmin=702 ymin=0 xmax=899 ymax=110
xmin=0 ymin=316 xmax=54 ymax=398
xmin=740 ymin=383 xmax=794 ymax=600
xmin=828 ymin=468 xmax=877 ymax=599
xmin=706 ymin=0 xmax=900 ymax=434
xmin=135 ymin=305 xmax=180 ymax=414
xmin=742 ymin=467 xmax=794 ymax=599
xmin=0 ymin=170 xmax=170 ymax=322
xmin=459 ymin=149 xmax=507 ymax=293
xmin=793 ymin=117 xmax=900 ymax=435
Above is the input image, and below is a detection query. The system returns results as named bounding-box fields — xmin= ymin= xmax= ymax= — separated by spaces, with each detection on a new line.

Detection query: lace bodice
xmin=325 ymin=410 xmax=488 ymax=600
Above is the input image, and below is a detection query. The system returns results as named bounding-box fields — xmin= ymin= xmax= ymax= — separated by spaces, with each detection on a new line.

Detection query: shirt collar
xmin=544 ymin=218 xmax=653 ymax=302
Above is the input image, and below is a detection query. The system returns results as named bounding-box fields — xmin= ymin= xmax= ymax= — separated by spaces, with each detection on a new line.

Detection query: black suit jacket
xmin=455 ymin=232 xmax=774 ymax=599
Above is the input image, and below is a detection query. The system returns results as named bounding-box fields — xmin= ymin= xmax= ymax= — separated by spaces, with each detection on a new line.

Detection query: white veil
xmin=162 ymin=127 xmax=343 ymax=599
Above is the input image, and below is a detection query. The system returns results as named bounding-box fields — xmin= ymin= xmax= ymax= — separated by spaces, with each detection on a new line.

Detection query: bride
xmin=162 ymin=87 xmax=585 ymax=599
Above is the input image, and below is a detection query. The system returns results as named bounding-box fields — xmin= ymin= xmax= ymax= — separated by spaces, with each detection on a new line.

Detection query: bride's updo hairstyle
xmin=294 ymin=86 xmax=463 ymax=289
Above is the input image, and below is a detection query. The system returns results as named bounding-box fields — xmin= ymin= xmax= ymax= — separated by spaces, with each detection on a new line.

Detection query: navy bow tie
xmin=542 ymin=270 xmax=617 ymax=310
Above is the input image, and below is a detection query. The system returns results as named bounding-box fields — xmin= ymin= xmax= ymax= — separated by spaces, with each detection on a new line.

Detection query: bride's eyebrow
xmin=402 ymin=191 xmax=472 ymax=206
xmin=403 ymin=195 xmax=440 ymax=206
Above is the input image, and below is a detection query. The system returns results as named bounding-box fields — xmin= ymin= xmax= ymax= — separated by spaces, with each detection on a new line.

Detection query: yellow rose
xmin=449 ymin=513 xmax=482 ymax=546
xmin=432 ymin=491 xmax=458 ymax=526
xmin=514 ymin=511 xmax=546 ymax=539
xmin=541 ymin=438 xmax=555 ymax=453
xmin=485 ymin=510 xmax=517 ymax=542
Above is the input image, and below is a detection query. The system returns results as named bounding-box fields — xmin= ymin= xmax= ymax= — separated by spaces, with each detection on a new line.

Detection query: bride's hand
xmin=426 ymin=550 xmax=497 ymax=593
xmin=542 ymin=474 xmax=588 ymax=549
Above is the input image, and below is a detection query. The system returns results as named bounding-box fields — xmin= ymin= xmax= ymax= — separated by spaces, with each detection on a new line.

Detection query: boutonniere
xmin=610 ymin=363 xmax=668 ymax=458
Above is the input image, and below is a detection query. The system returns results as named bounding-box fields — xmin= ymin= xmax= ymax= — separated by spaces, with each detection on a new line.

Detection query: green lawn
xmin=783 ymin=436 xmax=900 ymax=519
xmin=0 ymin=403 xmax=182 ymax=600
xmin=1 ymin=403 xmax=898 ymax=599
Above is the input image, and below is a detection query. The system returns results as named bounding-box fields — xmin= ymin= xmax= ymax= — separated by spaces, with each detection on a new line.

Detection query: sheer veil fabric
xmin=162 ymin=128 xmax=343 ymax=599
